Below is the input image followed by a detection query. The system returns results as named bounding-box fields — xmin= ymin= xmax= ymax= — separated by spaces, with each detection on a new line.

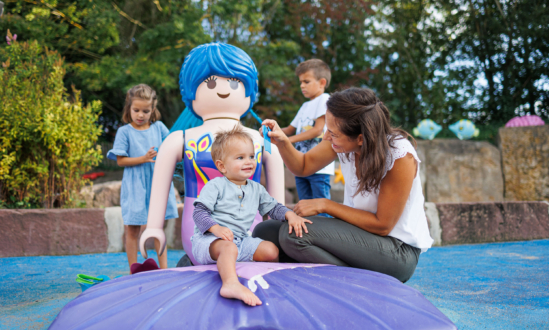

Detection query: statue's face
xmin=193 ymin=75 xmax=250 ymax=120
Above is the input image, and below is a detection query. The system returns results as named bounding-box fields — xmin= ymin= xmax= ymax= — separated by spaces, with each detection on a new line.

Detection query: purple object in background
xmin=49 ymin=263 xmax=456 ymax=329
xmin=505 ymin=115 xmax=545 ymax=127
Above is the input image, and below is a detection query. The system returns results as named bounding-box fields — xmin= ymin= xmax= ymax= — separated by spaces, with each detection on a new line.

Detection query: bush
xmin=0 ymin=37 xmax=102 ymax=208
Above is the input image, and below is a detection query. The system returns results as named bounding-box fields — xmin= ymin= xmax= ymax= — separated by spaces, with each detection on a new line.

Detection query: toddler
xmin=192 ymin=124 xmax=311 ymax=306
xmin=280 ymin=59 xmax=334 ymax=212
xmin=107 ymin=84 xmax=179 ymax=270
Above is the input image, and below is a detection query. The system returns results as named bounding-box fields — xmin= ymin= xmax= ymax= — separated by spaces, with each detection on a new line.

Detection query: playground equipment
xmin=50 ymin=43 xmax=455 ymax=329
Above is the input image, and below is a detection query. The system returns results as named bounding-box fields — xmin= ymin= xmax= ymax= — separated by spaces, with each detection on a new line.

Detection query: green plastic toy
xmin=76 ymin=274 xmax=110 ymax=292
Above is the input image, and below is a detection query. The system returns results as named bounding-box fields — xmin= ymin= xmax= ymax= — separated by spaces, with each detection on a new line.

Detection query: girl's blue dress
xmin=107 ymin=122 xmax=179 ymax=225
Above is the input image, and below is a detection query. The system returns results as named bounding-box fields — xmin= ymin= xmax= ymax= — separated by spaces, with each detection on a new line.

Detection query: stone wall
xmin=417 ymin=139 xmax=504 ymax=203
xmin=0 ymin=206 xmax=184 ymax=258
xmin=426 ymin=201 xmax=549 ymax=245
xmin=498 ymin=126 xmax=549 ymax=201
xmin=0 ymin=209 xmax=108 ymax=257
xmin=1 ymin=201 xmax=547 ymax=257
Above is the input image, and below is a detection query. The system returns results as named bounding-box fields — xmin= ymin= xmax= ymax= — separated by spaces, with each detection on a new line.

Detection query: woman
xmin=254 ymin=87 xmax=433 ymax=283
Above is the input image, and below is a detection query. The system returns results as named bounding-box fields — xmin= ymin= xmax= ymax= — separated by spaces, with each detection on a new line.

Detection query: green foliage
xmin=1 ymin=0 xmax=547 ymax=135
xmin=436 ymin=0 xmax=549 ymax=123
xmin=368 ymin=0 xmax=549 ymax=129
xmin=261 ymin=0 xmax=375 ymax=126
xmin=0 ymin=39 xmax=103 ymax=208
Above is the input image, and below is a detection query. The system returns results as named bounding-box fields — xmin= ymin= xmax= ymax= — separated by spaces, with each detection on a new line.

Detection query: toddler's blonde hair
xmin=211 ymin=124 xmax=254 ymax=171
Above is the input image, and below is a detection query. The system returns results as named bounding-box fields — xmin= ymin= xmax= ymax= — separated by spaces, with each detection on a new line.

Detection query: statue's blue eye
xmin=229 ymin=78 xmax=240 ymax=90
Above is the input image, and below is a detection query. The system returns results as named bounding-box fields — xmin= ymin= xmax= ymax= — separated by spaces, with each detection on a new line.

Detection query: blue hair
xmin=170 ymin=43 xmax=261 ymax=133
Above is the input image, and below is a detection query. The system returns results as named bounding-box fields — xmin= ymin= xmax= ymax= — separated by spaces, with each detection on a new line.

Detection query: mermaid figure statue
xmin=139 ymin=43 xmax=285 ymax=265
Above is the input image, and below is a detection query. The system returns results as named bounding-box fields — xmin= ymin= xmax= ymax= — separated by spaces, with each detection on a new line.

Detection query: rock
xmin=498 ymin=126 xmax=549 ymax=201
xmin=415 ymin=142 xmax=427 ymax=197
xmin=104 ymin=207 xmax=124 ymax=253
xmin=436 ymin=201 xmax=549 ymax=245
xmin=0 ymin=209 xmax=108 ymax=257
xmin=424 ymin=202 xmax=441 ymax=246
xmin=93 ymin=181 xmax=121 ymax=207
xmin=80 ymin=180 xmax=181 ymax=208
xmin=80 ymin=181 xmax=121 ymax=208
xmin=417 ymin=139 xmax=504 ymax=203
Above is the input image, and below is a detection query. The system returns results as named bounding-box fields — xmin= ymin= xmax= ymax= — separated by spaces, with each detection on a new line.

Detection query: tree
xmin=437 ymin=0 xmax=549 ymax=124
xmin=1 ymin=0 xmax=210 ymax=136
xmin=0 ymin=38 xmax=103 ymax=208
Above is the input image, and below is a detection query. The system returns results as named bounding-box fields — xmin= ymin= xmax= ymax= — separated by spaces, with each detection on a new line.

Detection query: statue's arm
xmin=263 ymin=144 xmax=285 ymax=205
xmin=139 ymin=131 xmax=184 ymax=258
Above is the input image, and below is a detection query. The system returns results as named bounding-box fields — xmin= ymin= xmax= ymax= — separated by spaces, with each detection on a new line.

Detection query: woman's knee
xmin=279 ymin=222 xmax=311 ymax=252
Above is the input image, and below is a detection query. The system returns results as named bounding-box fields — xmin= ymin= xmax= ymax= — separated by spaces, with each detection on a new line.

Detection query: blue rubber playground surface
xmin=1 ymin=239 xmax=548 ymax=329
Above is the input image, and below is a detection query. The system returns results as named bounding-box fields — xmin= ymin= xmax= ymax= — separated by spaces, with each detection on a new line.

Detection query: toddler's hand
xmin=143 ymin=147 xmax=157 ymax=163
xmin=286 ymin=212 xmax=313 ymax=238
xmin=209 ymin=225 xmax=234 ymax=241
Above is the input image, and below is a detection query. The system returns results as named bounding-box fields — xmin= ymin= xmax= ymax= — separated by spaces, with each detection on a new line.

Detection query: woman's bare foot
xmin=220 ymin=281 xmax=262 ymax=306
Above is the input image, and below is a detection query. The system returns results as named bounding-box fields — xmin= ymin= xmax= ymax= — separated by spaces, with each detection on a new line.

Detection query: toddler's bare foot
xmin=220 ymin=281 xmax=262 ymax=306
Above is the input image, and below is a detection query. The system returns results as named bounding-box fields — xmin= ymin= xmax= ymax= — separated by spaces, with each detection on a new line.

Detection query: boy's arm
xmin=193 ymin=203 xmax=218 ymax=234
xmin=194 ymin=202 xmax=233 ymax=241
xmin=288 ymin=115 xmax=325 ymax=144
xmin=264 ymin=202 xmax=313 ymax=237
xmin=266 ymin=203 xmax=292 ymax=221
xmin=281 ymin=125 xmax=296 ymax=136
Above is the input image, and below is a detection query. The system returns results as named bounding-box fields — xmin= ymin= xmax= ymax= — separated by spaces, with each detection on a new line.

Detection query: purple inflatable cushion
xmin=50 ymin=263 xmax=456 ymax=330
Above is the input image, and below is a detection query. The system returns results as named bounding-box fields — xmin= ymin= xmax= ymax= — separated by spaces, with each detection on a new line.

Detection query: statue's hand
xmin=139 ymin=228 xmax=166 ymax=259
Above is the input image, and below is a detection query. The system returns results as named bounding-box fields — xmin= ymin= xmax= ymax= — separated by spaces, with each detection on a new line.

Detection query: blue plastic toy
xmin=412 ymin=119 xmax=442 ymax=140
xmin=449 ymin=119 xmax=479 ymax=140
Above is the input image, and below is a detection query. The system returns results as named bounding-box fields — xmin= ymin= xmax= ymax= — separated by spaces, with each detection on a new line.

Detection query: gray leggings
xmin=252 ymin=216 xmax=421 ymax=283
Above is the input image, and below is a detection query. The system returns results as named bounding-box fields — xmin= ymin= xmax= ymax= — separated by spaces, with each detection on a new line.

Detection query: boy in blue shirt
xmin=192 ymin=124 xmax=312 ymax=307
xmin=281 ymin=59 xmax=334 ymax=210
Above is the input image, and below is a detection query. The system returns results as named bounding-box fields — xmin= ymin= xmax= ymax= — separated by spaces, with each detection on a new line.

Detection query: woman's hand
xmin=285 ymin=212 xmax=313 ymax=237
xmin=293 ymin=198 xmax=329 ymax=217
xmin=260 ymin=119 xmax=290 ymax=146
xmin=209 ymin=224 xmax=234 ymax=241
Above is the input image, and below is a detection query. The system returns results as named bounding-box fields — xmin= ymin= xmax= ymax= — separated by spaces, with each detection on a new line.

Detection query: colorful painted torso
xmin=183 ymin=133 xmax=263 ymax=197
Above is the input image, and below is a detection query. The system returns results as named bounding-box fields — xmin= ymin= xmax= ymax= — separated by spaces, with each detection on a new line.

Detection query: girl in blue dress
xmin=107 ymin=84 xmax=179 ymax=270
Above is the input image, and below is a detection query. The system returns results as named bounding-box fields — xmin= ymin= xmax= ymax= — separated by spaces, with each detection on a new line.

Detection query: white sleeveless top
xmin=338 ymin=137 xmax=433 ymax=252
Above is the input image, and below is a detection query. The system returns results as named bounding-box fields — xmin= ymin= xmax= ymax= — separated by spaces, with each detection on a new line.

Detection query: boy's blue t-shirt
xmin=290 ymin=93 xmax=334 ymax=175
